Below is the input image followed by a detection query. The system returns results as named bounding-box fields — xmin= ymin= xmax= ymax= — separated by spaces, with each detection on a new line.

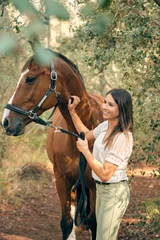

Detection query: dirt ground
xmin=0 ymin=166 xmax=160 ymax=240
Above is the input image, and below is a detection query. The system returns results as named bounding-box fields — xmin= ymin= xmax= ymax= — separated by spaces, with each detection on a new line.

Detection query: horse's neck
xmin=58 ymin=91 xmax=103 ymax=133
xmin=55 ymin=57 xmax=103 ymax=130
xmin=77 ymin=93 xmax=103 ymax=128
xmin=76 ymin=95 xmax=96 ymax=127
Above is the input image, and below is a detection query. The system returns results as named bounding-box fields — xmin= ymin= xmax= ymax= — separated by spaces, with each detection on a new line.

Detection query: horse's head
xmin=1 ymin=41 xmax=61 ymax=136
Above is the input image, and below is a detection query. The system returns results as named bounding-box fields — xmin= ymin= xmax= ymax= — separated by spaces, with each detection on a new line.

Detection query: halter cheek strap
xmin=28 ymin=68 xmax=61 ymax=121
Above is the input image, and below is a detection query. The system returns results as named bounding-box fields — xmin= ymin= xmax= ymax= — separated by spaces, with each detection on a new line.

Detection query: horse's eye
xmin=26 ymin=76 xmax=36 ymax=84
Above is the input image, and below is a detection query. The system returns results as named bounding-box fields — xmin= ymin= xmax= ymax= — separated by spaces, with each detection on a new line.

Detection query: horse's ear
xmin=28 ymin=39 xmax=52 ymax=66
xmin=28 ymin=39 xmax=42 ymax=53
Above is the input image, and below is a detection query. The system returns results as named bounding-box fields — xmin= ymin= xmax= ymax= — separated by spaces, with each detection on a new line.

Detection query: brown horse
xmin=1 ymin=41 xmax=103 ymax=240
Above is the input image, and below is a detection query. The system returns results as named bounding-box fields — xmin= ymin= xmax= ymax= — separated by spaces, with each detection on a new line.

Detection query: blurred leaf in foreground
xmin=80 ymin=3 xmax=93 ymax=16
xmin=96 ymin=14 xmax=113 ymax=35
xmin=29 ymin=40 xmax=56 ymax=66
xmin=11 ymin=0 xmax=37 ymax=15
xmin=23 ymin=19 xmax=46 ymax=39
xmin=97 ymin=0 xmax=112 ymax=9
xmin=0 ymin=34 xmax=17 ymax=56
xmin=44 ymin=0 xmax=70 ymax=20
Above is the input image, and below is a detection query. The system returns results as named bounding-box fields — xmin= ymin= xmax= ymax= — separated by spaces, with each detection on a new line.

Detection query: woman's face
xmin=102 ymin=93 xmax=119 ymax=121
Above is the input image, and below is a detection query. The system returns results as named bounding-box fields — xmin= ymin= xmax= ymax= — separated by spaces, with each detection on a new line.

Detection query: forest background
xmin=0 ymin=0 xmax=159 ymax=239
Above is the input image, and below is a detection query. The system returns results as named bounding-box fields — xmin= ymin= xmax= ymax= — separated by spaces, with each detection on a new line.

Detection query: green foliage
xmin=11 ymin=0 xmax=37 ymax=14
xmin=28 ymin=40 xmax=57 ymax=66
xmin=96 ymin=13 xmax=113 ymax=35
xmin=80 ymin=3 xmax=94 ymax=16
xmin=74 ymin=0 xmax=160 ymax=168
xmin=97 ymin=0 xmax=112 ymax=9
xmin=0 ymin=33 xmax=16 ymax=56
xmin=44 ymin=0 xmax=70 ymax=20
xmin=146 ymin=199 xmax=160 ymax=219
xmin=0 ymin=0 xmax=10 ymax=10
xmin=23 ymin=19 xmax=46 ymax=39
xmin=122 ymin=200 xmax=160 ymax=239
xmin=0 ymin=0 xmax=70 ymax=55
xmin=135 ymin=199 xmax=160 ymax=237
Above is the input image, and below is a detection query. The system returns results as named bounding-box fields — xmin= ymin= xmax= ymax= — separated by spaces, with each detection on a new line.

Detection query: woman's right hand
xmin=68 ymin=95 xmax=80 ymax=114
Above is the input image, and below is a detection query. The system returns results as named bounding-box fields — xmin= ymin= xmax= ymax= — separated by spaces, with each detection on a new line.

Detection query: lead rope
xmin=72 ymin=132 xmax=88 ymax=226
xmin=49 ymin=125 xmax=88 ymax=226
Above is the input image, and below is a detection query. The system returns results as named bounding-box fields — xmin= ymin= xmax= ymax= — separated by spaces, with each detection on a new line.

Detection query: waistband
xmin=95 ymin=180 xmax=127 ymax=185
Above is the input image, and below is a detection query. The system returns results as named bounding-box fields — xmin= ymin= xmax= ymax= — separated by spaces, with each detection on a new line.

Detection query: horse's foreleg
xmin=56 ymin=179 xmax=73 ymax=240
xmin=60 ymin=202 xmax=74 ymax=240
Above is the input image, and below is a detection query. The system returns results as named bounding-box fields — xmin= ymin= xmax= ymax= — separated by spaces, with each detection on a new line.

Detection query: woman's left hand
xmin=76 ymin=137 xmax=89 ymax=155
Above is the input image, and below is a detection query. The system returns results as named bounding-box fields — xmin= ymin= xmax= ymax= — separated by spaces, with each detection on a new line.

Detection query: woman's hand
xmin=68 ymin=95 xmax=80 ymax=114
xmin=76 ymin=137 xmax=90 ymax=155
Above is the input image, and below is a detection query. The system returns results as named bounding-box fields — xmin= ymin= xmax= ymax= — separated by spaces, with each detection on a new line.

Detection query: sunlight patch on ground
xmin=123 ymin=217 xmax=140 ymax=224
xmin=0 ymin=233 xmax=32 ymax=240
xmin=127 ymin=166 xmax=159 ymax=177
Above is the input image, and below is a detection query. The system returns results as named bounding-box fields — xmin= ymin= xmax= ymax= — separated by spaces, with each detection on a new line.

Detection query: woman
xmin=68 ymin=88 xmax=133 ymax=240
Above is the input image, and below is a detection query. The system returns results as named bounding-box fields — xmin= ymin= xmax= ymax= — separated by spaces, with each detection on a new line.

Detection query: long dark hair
xmin=104 ymin=88 xmax=133 ymax=148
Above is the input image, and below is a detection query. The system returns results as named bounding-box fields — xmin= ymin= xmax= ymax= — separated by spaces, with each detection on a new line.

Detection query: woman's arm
xmin=68 ymin=96 xmax=95 ymax=141
xmin=76 ymin=138 xmax=118 ymax=182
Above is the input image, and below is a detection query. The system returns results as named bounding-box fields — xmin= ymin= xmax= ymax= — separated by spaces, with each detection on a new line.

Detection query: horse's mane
xmin=23 ymin=49 xmax=84 ymax=84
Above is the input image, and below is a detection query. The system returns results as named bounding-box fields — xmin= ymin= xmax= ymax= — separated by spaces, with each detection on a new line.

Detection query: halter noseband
xmin=5 ymin=59 xmax=61 ymax=126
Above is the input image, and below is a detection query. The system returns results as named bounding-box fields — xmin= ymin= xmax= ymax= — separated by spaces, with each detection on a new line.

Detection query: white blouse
xmin=92 ymin=121 xmax=133 ymax=183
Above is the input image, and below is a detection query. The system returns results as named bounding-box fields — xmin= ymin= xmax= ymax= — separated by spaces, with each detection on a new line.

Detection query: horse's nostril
xmin=3 ymin=118 xmax=10 ymax=130
xmin=17 ymin=123 xmax=23 ymax=134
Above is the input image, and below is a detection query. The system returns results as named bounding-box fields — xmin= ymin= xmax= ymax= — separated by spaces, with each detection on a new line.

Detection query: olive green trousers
xmin=96 ymin=181 xmax=130 ymax=240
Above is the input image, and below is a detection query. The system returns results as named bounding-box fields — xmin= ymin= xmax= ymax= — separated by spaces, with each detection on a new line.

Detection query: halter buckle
xmin=51 ymin=71 xmax=57 ymax=81
xmin=28 ymin=110 xmax=37 ymax=120
xmin=49 ymin=84 xmax=56 ymax=92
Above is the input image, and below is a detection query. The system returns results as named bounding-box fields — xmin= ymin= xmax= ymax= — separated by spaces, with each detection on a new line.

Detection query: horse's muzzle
xmin=1 ymin=117 xmax=24 ymax=136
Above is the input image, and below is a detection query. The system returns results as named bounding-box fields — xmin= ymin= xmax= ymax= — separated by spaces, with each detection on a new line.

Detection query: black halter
xmin=5 ymin=60 xmax=61 ymax=126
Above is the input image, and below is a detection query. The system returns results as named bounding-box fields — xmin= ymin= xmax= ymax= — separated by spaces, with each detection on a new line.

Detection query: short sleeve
xmin=105 ymin=133 xmax=132 ymax=166
xmin=93 ymin=121 xmax=109 ymax=139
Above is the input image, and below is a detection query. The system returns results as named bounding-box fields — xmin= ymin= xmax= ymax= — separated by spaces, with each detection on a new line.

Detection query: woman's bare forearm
xmin=70 ymin=111 xmax=94 ymax=141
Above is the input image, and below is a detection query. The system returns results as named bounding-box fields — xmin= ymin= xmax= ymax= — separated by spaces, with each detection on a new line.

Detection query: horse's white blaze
xmin=68 ymin=204 xmax=76 ymax=240
xmin=2 ymin=69 xmax=29 ymax=123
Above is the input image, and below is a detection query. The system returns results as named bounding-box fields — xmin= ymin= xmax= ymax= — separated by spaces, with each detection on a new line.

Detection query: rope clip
xmin=50 ymin=125 xmax=62 ymax=132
